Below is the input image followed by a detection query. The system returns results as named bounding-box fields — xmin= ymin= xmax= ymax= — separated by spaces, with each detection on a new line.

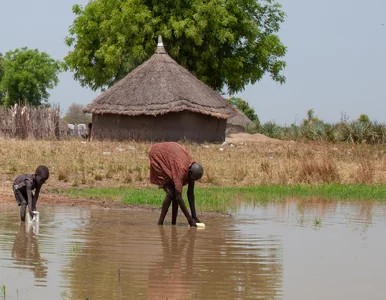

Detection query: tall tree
xmin=0 ymin=47 xmax=63 ymax=107
xmin=64 ymin=0 xmax=287 ymax=93
xmin=63 ymin=103 xmax=91 ymax=124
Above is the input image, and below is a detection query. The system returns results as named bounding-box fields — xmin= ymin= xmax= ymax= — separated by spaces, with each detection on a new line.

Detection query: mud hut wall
xmin=92 ymin=111 xmax=226 ymax=143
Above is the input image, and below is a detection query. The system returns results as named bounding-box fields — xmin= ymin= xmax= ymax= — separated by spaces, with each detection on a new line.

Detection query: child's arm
xmin=175 ymin=191 xmax=197 ymax=227
xmin=25 ymin=180 xmax=34 ymax=215
xmin=187 ymin=181 xmax=200 ymax=223
xmin=32 ymin=185 xmax=41 ymax=211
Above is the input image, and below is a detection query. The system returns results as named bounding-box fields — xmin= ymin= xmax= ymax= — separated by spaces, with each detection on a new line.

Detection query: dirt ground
xmin=225 ymin=132 xmax=284 ymax=144
xmin=0 ymin=191 xmax=157 ymax=212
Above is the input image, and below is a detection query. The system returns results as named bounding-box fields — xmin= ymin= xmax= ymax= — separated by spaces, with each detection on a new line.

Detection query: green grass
xmin=314 ymin=217 xmax=322 ymax=227
xmin=1 ymin=284 xmax=5 ymax=299
xmin=61 ymin=184 xmax=386 ymax=213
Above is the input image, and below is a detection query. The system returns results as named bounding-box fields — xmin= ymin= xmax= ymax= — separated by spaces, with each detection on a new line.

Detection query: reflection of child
xmin=12 ymin=165 xmax=49 ymax=221
xmin=12 ymin=223 xmax=47 ymax=279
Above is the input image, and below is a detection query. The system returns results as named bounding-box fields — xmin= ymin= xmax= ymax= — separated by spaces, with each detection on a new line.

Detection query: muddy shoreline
xmin=0 ymin=191 xmax=224 ymax=220
xmin=0 ymin=191 xmax=158 ymax=212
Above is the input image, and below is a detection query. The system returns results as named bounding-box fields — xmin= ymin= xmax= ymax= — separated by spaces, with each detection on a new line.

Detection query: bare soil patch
xmin=0 ymin=191 xmax=156 ymax=212
xmin=226 ymin=132 xmax=285 ymax=144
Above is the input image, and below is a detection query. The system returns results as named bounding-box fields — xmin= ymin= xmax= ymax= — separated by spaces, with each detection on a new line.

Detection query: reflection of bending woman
xmin=146 ymin=227 xmax=197 ymax=299
xmin=12 ymin=223 xmax=47 ymax=280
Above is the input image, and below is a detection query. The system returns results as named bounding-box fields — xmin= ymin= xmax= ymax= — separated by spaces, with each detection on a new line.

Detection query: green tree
xmin=0 ymin=47 xmax=63 ymax=107
xmin=0 ymin=53 xmax=4 ymax=81
xmin=64 ymin=0 xmax=287 ymax=93
xmin=63 ymin=103 xmax=91 ymax=124
xmin=227 ymin=97 xmax=259 ymax=122
xmin=358 ymin=114 xmax=370 ymax=124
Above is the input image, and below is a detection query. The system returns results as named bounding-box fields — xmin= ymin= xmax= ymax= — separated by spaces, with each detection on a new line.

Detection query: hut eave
xmin=83 ymin=105 xmax=232 ymax=119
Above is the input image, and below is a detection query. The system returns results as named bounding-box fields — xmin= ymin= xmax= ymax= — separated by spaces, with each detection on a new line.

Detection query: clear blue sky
xmin=1 ymin=0 xmax=385 ymax=125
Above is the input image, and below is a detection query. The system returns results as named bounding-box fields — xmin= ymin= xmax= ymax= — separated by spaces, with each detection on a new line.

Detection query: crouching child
xmin=13 ymin=165 xmax=49 ymax=222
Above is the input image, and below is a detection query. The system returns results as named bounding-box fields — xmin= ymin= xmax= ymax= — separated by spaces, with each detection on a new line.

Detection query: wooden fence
xmin=0 ymin=104 xmax=64 ymax=139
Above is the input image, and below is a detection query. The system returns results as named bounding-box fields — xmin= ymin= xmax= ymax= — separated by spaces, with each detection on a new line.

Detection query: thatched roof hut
xmin=226 ymin=104 xmax=253 ymax=134
xmin=84 ymin=36 xmax=234 ymax=143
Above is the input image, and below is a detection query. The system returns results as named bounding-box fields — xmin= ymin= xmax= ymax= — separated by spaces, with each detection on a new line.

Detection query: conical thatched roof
xmin=227 ymin=105 xmax=253 ymax=127
xmin=226 ymin=105 xmax=253 ymax=134
xmin=84 ymin=36 xmax=234 ymax=119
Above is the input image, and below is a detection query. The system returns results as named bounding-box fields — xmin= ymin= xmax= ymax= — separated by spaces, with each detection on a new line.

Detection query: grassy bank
xmin=1 ymin=139 xmax=386 ymax=211
xmin=62 ymin=184 xmax=386 ymax=213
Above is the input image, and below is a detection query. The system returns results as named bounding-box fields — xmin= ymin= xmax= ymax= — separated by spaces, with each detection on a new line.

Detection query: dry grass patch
xmin=298 ymin=156 xmax=339 ymax=184
xmin=0 ymin=139 xmax=386 ymax=194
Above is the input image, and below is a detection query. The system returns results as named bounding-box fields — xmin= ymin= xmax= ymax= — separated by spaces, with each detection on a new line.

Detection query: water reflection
xmin=12 ymin=223 xmax=47 ymax=282
xmin=145 ymin=226 xmax=197 ymax=300
xmin=0 ymin=200 xmax=385 ymax=300
xmin=66 ymin=210 xmax=282 ymax=300
xmin=243 ymin=199 xmax=380 ymax=234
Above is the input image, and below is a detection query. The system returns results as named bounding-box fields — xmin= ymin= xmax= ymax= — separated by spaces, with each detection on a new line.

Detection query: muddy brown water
xmin=0 ymin=201 xmax=385 ymax=300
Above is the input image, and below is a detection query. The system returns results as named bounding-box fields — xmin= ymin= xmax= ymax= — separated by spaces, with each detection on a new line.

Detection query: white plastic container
xmin=188 ymin=222 xmax=206 ymax=228
xmin=32 ymin=211 xmax=40 ymax=222
xmin=26 ymin=211 xmax=40 ymax=223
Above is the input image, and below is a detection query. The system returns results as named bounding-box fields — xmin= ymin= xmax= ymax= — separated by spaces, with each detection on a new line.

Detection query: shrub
xmin=336 ymin=121 xmax=376 ymax=143
xmin=245 ymin=120 xmax=261 ymax=134
xmin=260 ymin=121 xmax=282 ymax=139
xmin=300 ymin=121 xmax=326 ymax=141
xmin=282 ymin=124 xmax=301 ymax=141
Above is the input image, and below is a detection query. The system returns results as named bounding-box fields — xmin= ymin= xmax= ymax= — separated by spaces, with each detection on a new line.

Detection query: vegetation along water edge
xmin=62 ymin=185 xmax=386 ymax=214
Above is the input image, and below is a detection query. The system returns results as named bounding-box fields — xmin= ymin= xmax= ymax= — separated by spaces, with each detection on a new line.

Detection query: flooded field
xmin=0 ymin=200 xmax=385 ymax=300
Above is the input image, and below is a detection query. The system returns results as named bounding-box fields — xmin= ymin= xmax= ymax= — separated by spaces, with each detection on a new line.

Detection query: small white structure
xmin=67 ymin=123 xmax=89 ymax=138
xmin=75 ymin=124 xmax=87 ymax=137
xmin=68 ymin=124 xmax=75 ymax=136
